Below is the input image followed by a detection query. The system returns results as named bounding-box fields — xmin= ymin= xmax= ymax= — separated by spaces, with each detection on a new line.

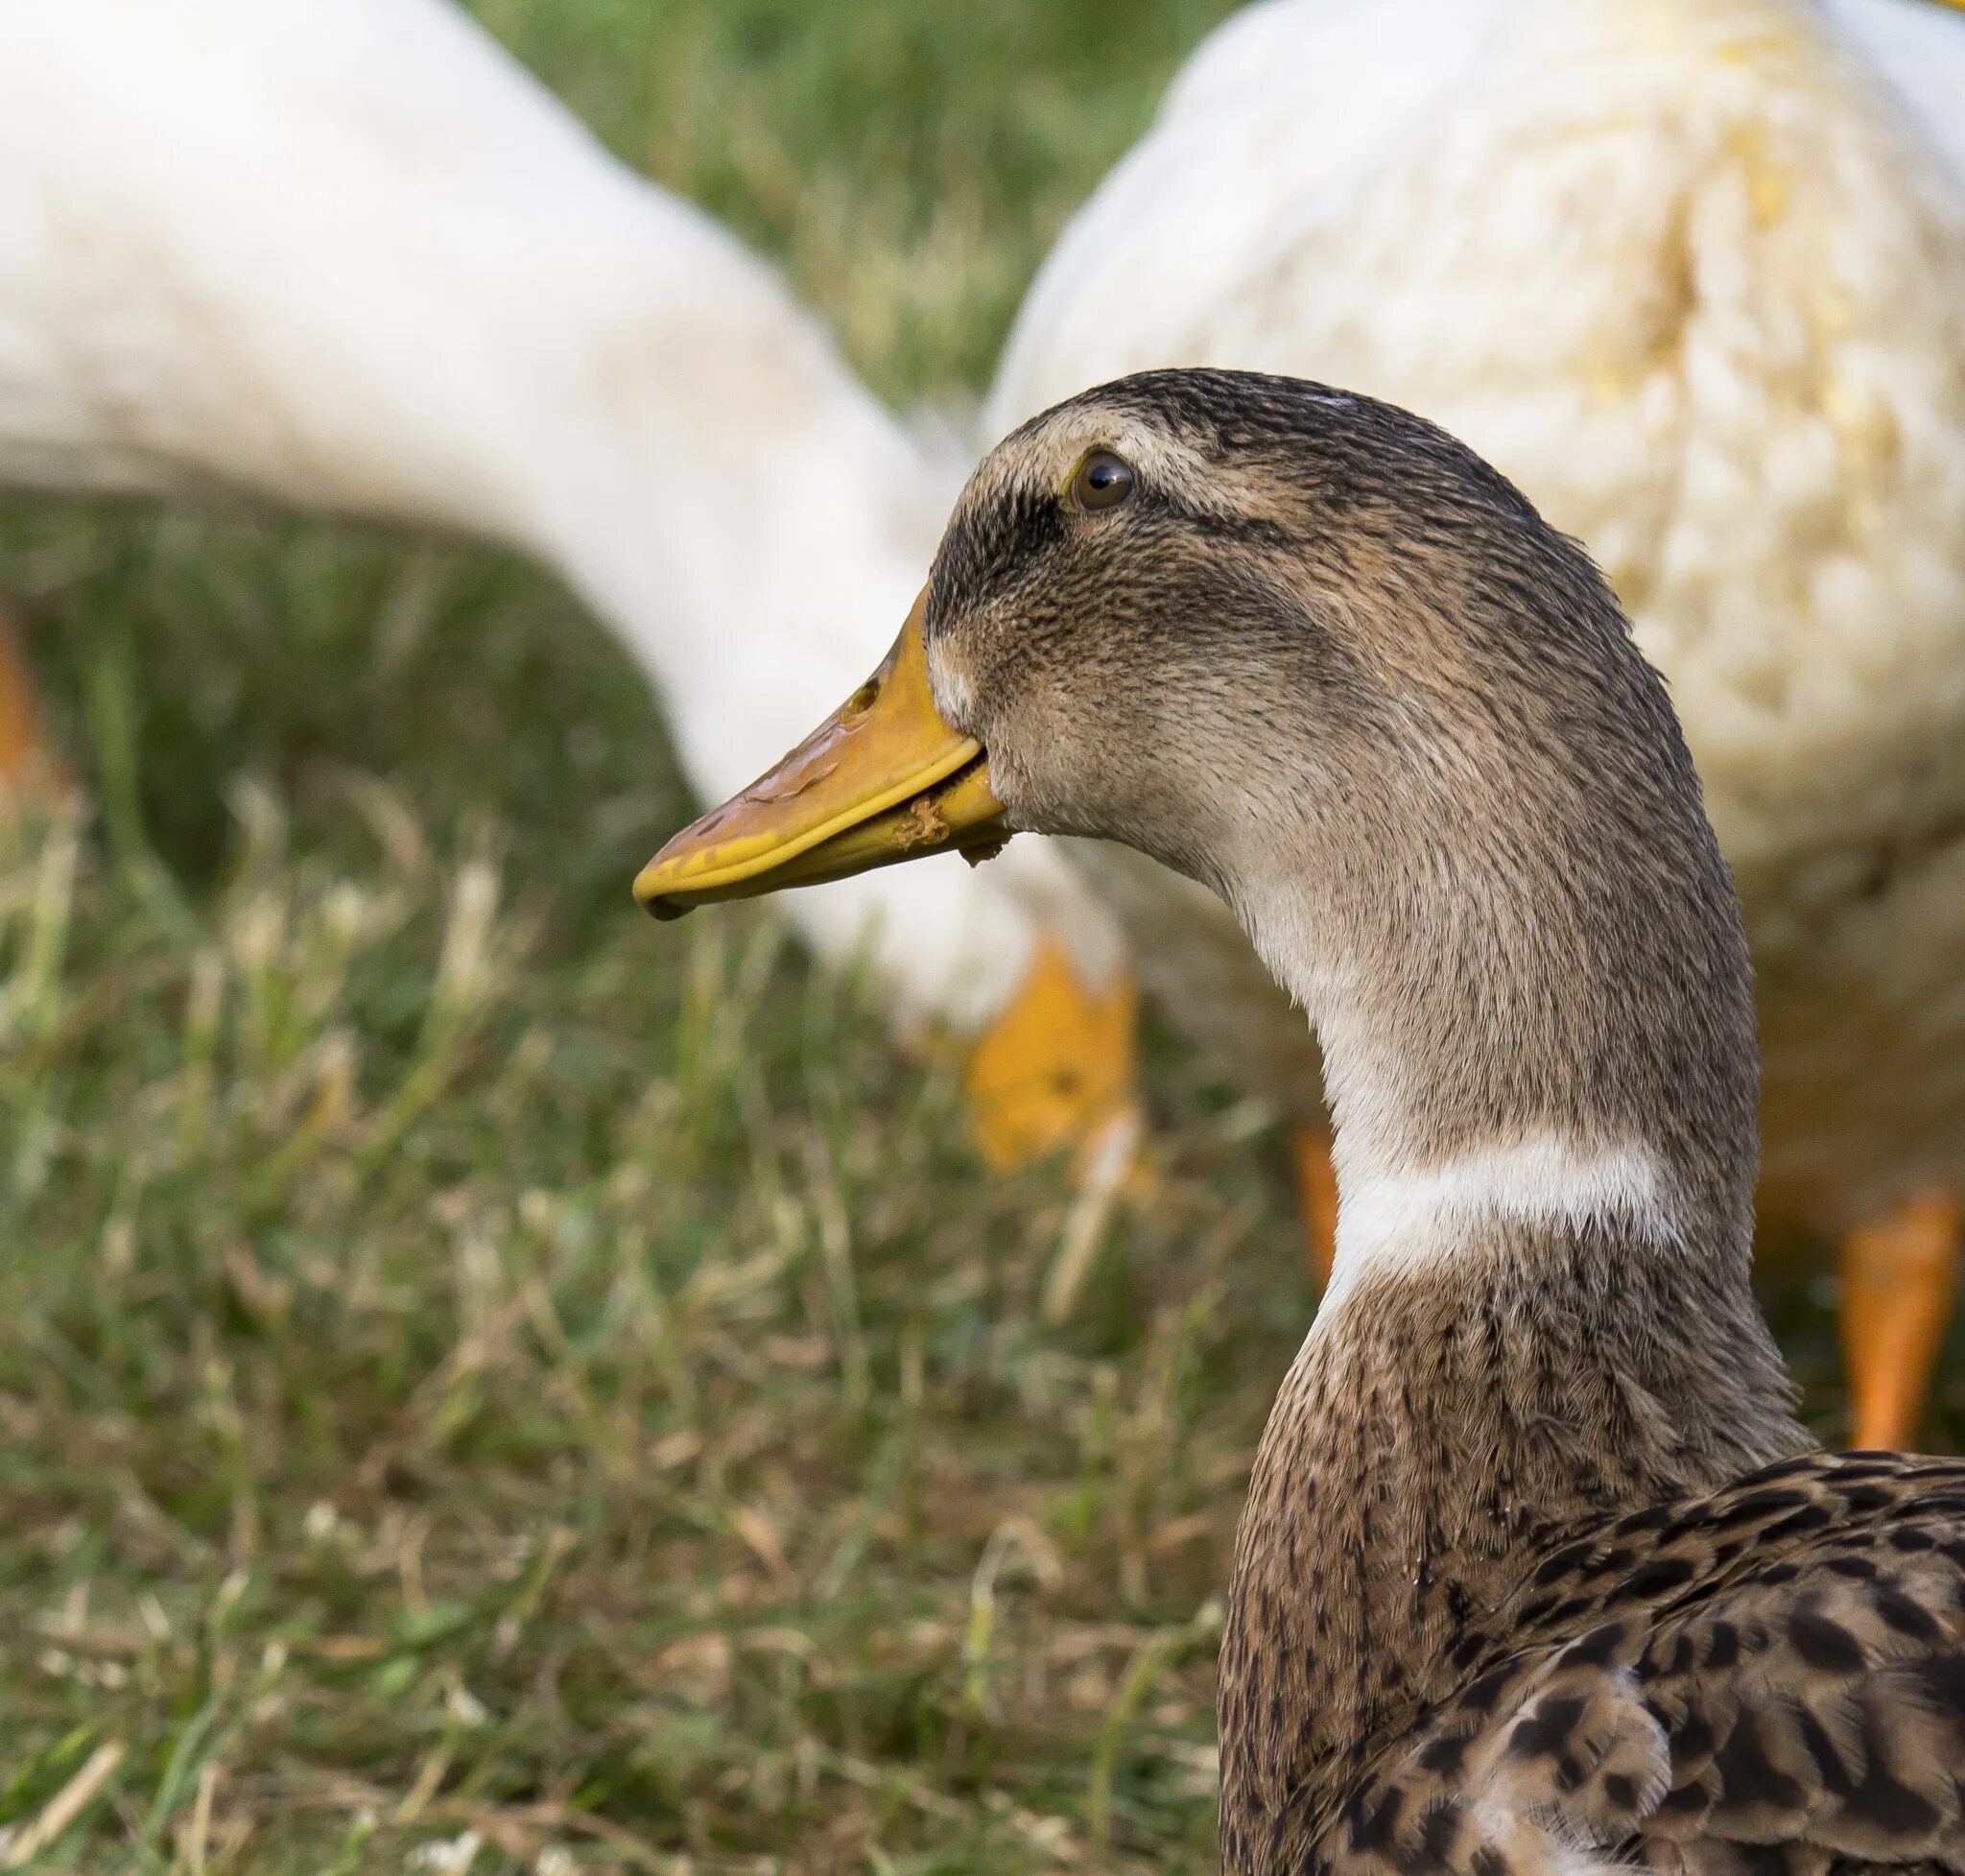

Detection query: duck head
xmin=639 ymin=368 xmax=1757 ymax=1227
xmin=637 ymin=368 xmax=1584 ymax=912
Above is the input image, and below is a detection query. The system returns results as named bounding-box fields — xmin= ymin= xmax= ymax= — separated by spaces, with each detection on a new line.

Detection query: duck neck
xmin=1213 ymin=795 xmax=1808 ymax=1870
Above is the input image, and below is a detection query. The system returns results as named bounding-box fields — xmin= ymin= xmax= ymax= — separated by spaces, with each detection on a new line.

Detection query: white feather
xmin=1323 ymin=1135 xmax=1682 ymax=1307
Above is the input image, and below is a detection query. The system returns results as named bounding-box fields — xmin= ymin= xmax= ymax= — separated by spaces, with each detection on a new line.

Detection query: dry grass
xmin=0 ymin=767 xmax=1282 ymax=1872
xmin=0 ymin=0 xmax=1925 ymax=1868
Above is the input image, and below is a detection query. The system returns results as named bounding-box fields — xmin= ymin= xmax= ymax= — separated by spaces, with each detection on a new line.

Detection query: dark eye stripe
xmin=930 ymin=479 xmax=1068 ymax=611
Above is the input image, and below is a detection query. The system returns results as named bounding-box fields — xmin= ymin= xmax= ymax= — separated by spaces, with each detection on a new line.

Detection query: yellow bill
xmin=634 ymin=591 xmax=1012 ymax=919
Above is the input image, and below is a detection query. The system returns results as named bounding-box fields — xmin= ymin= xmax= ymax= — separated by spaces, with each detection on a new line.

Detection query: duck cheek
xmin=925 ymin=641 xmax=982 ymax=735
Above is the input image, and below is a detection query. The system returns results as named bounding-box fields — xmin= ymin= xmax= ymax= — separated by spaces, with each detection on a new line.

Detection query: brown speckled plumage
xmin=1290 ymin=1446 xmax=1965 ymax=1876
xmin=911 ymin=371 xmax=1965 ymax=1874
xmin=1219 ymin=1247 xmax=1965 ymax=1875
xmin=1217 ymin=1224 xmax=1811 ymax=1872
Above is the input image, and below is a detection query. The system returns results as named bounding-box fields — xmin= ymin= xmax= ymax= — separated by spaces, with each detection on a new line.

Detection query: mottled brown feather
xmin=1267 ymin=1456 xmax=1965 ymax=1876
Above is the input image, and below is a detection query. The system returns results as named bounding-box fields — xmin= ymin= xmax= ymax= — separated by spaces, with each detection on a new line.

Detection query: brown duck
xmin=636 ymin=368 xmax=1965 ymax=1876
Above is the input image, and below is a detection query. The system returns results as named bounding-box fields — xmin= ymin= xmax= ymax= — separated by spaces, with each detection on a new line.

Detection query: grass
xmin=0 ymin=1 xmax=1935 ymax=1868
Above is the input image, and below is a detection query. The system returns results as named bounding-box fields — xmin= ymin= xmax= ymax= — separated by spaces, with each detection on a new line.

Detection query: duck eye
xmin=1068 ymin=449 xmax=1136 ymax=513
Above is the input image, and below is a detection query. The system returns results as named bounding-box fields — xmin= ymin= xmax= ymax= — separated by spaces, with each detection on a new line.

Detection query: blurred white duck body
xmin=0 ymin=0 xmax=1123 ymax=1042
xmin=7 ymin=0 xmax=1965 ymax=1434
xmin=993 ymin=0 xmax=1965 ymax=1247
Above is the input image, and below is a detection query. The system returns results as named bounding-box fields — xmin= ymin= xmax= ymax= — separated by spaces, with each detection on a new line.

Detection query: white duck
xmin=982 ymin=0 xmax=1965 ymax=1448
xmin=4 ymin=0 xmax=1964 ymax=1444
xmin=0 ymin=0 xmax=1141 ymax=1177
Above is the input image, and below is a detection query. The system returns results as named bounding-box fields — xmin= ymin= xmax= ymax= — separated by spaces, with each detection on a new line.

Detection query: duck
xmin=636 ymin=366 xmax=1965 ymax=1876
xmin=0 ymin=0 xmax=1141 ymax=1181
xmin=6 ymin=0 xmax=1964 ymax=1438
xmin=982 ymin=0 xmax=1965 ymax=1447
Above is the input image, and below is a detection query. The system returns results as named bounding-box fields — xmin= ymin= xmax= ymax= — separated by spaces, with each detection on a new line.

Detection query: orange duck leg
xmin=1839 ymin=1190 xmax=1960 ymax=1450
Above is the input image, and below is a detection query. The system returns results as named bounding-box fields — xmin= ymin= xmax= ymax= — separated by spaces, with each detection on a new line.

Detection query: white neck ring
xmin=1321 ymin=1132 xmax=1683 ymax=1308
